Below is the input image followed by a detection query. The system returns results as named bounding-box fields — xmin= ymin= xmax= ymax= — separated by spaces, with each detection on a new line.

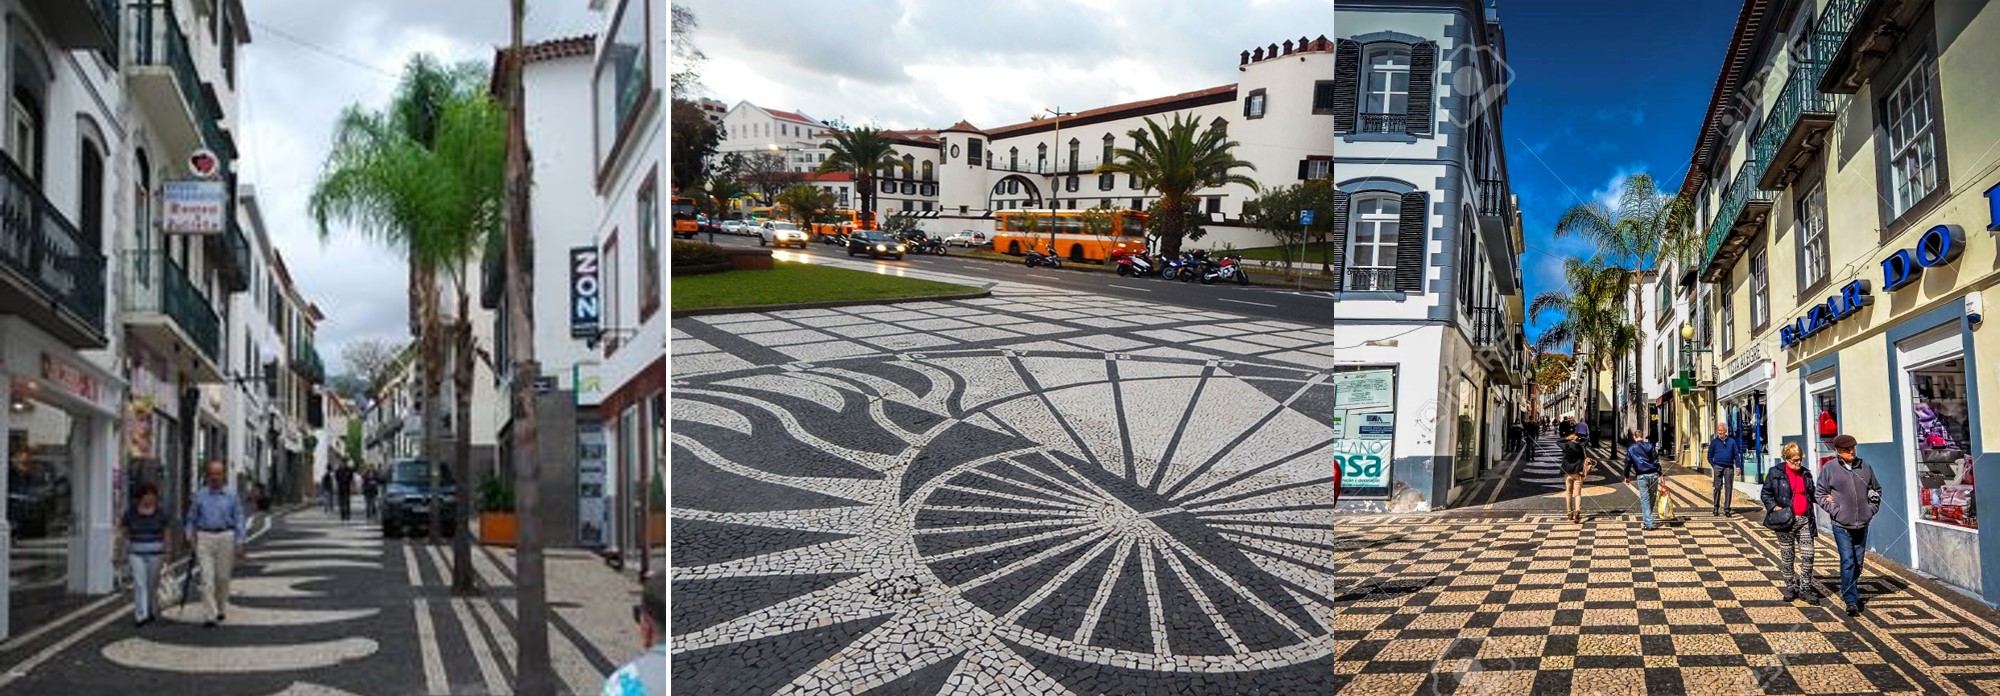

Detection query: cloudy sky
xmin=237 ymin=0 xmax=603 ymax=374
xmin=677 ymin=0 xmax=1748 ymax=345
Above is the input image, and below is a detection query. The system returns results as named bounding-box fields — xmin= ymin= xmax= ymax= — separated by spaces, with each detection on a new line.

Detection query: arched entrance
xmin=987 ymin=175 xmax=1041 ymax=212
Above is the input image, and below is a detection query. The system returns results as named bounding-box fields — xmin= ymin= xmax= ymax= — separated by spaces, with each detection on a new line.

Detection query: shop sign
xmin=162 ymin=180 xmax=228 ymax=235
xmin=42 ymin=353 xmax=97 ymax=401
xmin=576 ymin=422 xmax=609 ymax=547
xmin=1881 ymin=224 xmax=1966 ymax=291
xmin=572 ymin=361 xmax=605 ymax=406
xmin=1780 ymin=279 xmax=1874 ymax=350
xmin=570 ymin=248 xmax=602 ymax=338
xmin=1332 ymin=370 xmax=1394 ymax=411
xmin=1330 ymin=368 xmax=1396 ymax=497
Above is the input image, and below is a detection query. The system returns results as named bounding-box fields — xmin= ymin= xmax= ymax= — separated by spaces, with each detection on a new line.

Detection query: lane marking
xmin=1217 ymin=298 xmax=1276 ymax=308
xmin=1108 ymin=284 xmax=1153 ymax=292
xmin=402 ymin=545 xmax=424 ymax=587
xmin=412 ymin=599 xmax=450 ymax=696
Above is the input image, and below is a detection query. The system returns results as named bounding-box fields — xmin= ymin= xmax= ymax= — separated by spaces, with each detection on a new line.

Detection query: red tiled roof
xmin=765 ymin=108 xmax=820 ymax=126
xmin=809 ymin=172 xmax=854 ymax=182
xmin=983 ymin=84 xmax=1239 ymax=138
xmin=942 ymin=120 xmax=985 ymax=134
xmin=487 ymin=34 xmax=597 ymax=97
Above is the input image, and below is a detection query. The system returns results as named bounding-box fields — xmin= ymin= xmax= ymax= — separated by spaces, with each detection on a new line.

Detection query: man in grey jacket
xmin=1817 ymin=434 xmax=1881 ymax=617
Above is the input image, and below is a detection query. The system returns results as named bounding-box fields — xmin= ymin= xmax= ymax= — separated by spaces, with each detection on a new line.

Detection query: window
xmin=1100 ymin=198 xmax=1110 ymax=208
xmin=1799 ymin=183 xmax=1829 ymax=290
xmin=1908 ymin=358 xmax=1973 ymax=531
xmin=881 ymin=180 xmax=893 ymax=194
xmin=968 ymin=139 xmax=983 ymax=165
xmin=902 ymin=200 xmax=912 ymax=211
xmin=1719 ymin=284 xmax=1735 ymax=354
xmin=1883 ymin=59 xmax=1939 ymax=219
xmin=923 ymin=201 xmax=932 ymax=211
xmin=1067 ymin=139 xmax=1079 ymax=171
xmin=593 ymin=0 xmax=652 ymax=169
xmin=79 ymin=137 xmax=103 ymax=245
xmin=638 ymin=174 xmax=659 ymax=319
xmin=1348 ymin=195 xmax=1400 ymax=290
xmin=1313 ymin=80 xmax=1339 ymax=114
xmin=8 ymin=86 xmax=44 ymax=180
xmin=1300 ymin=158 xmax=1331 ymax=180
xmin=602 ymin=234 xmax=621 ymax=352
xmin=1101 ymin=134 xmax=1113 ymax=163
xmin=1750 ymin=249 xmax=1768 ymax=329
xmin=1006 ymin=180 xmax=1018 ymax=195
xmin=1206 ymin=197 xmax=1221 ymax=215
xmin=1066 ymin=175 xmax=1078 ymax=192
xmin=1098 ymin=173 xmax=1113 ymax=190
xmin=1036 ymin=143 xmax=1047 ymax=172
xmin=1364 ymin=46 xmax=1412 ymax=115
xmin=901 ymin=154 xmax=915 ymax=178
xmin=1009 ymin=147 xmax=1018 ymax=171
xmin=1456 ymin=218 xmax=1476 ymax=310
xmin=1132 ymin=197 xmax=1143 ymax=209
xmin=1245 ymin=88 xmax=1267 ymax=119
xmin=1128 ymin=174 xmax=1139 ymax=189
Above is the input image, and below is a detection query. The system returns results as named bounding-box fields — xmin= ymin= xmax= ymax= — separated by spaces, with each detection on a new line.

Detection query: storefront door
xmin=1897 ymin=326 xmax=1980 ymax=594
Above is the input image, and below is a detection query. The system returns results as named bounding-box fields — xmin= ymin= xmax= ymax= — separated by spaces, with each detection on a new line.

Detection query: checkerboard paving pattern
xmin=1328 ymin=470 xmax=2000 ymax=695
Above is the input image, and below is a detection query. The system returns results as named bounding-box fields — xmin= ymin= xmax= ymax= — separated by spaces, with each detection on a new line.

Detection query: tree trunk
xmin=419 ymin=267 xmax=447 ymax=546
xmin=1158 ymin=198 xmax=1185 ymax=258
xmin=451 ymin=277 xmax=476 ymax=593
xmin=504 ymin=2 xmax=553 ymax=691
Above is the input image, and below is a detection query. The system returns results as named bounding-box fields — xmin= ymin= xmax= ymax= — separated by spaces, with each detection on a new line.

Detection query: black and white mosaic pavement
xmin=671 ymin=278 xmax=1356 ymax=694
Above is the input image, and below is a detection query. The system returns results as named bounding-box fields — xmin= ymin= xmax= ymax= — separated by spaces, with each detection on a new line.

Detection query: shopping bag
xmin=1656 ymin=490 xmax=1676 ymax=522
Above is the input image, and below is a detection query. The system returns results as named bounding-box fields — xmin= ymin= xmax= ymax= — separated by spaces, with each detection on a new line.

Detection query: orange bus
xmin=809 ymin=209 xmax=867 ymax=238
xmin=992 ymin=209 xmax=1149 ymax=262
xmin=671 ymin=196 xmax=699 ymax=239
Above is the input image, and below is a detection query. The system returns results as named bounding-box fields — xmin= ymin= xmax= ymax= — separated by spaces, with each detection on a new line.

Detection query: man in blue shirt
xmin=1628 ymin=431 xmax=1662 ymax=530
xmin=184 ymin=460 xmax=246 ymax=627
xmin=1707 ymin=422 xmax=1743 ymax=517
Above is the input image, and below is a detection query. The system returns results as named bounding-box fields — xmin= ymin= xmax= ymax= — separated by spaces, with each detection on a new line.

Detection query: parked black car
xmin=380 ymin=459 xmax=458 ymax=538
xmin=845 ymin=231 xmax=906 ymax=260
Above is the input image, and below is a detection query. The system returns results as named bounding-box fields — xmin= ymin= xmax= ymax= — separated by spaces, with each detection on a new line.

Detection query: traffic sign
xmin=1299 ymin=209 xmax=1315 ymax=225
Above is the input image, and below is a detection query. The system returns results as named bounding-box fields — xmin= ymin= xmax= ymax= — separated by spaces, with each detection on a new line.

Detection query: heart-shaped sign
xmin=189 ymin=149 xmax=218 ymax=178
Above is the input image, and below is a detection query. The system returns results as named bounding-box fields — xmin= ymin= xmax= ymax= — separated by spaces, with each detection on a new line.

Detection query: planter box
xmin=478 ymin=511 xmax=518 ymax=546
xmin=727 ymin=248 xmax=774 ymax=271
xmin=646 ymin=511 xmax=666 ymax=548
xmin=670 ymin=262 xmax=733 ymax=277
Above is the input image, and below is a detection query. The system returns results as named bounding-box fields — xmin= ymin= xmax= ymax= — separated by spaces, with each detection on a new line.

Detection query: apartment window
xmin=1882 ymin=58 xmax=1939 ymax=220
xmin=1067 ymin=139 xmax=1079 ymax=171
xmin=1799 ymin=182 xmax=1829 ymax=291
xmin=968 ymin=139 xmax=982 ymax=165
xmin=901 ymin=154 xmax=915 ymax=178
xmin=1456 ymin=218 xmax=1476 ymax=310
xmin=1006 ymin=180 xmax=1018 ymax=195
xmin=1299 ymin=158 xmax=1331 ymax=180
xmin=1128 ymin=174 xmax=1139 ymax=189
xmin=1205 ymin=197 xmax=1221 ymax=215
xmin=638 ymin=174 xmax=660 ymax=319
xmin=592 ymin=0 xmax=652 ymax=169
xmin=1749 ymin=249 xmax=1768 ymax=329
xmin=1066 ymin=175 xmax=1078 ymax=192
xmin=921 ymin=160 xmax=933 ymax=181
xmin=8 ymin=82 xmax=45 ymax=181
xmin=1312 ymin=80 xmax=1339 ymax=114
xmin=1132 ymin=197 xmax=1143 ymax=209
xmin=1098 ymin=173 xmax=1114 ymax=190
xmin=902 ymin=200 xmax=913 ymax=212
xmin=1099 ymin=198 xmax=1110 ymax=209
xmin=1101 ymin=133 xmax=1113 ymax=163
xmin=1244 ymin=89 xmax=1267 ymax=119
xmin=1009 ymin=147 xmax=1018 ymax=171
xmin=1348 ymin=195 xmax=1400 ymax=289
xmin=1364 ymin=46 xmax=1411 ymax=114
xmin=922 ymin=201 xmax=932 ymax=211
xmin=78 ymin=137 xmax=104 ymax=245
xmin=1036 ymin=143 xmax=1047 ymax=172
xmin=1719 ymin=284 xmax=1735 ymax=354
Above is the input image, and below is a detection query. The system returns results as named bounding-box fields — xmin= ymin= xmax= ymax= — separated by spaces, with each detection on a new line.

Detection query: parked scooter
xmin=1112 ymin=249 xmax=1158 ymax=277
xmin=1024 ymin=247 xmax=1064 ymax=269
xmin=1200 ymin=254 xmax=1250 ymax=285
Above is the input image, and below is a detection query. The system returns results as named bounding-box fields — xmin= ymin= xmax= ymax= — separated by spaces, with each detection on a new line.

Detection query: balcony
xmin=290 ymin=338 xmax=326 ymax=385
xmin=120 ymin=251 xmax=222 ymax=382
xmin=1358 ymin=113 xmax=1408 ymax=134
xmin=1818 ymin=0 xmax=1927 ymax=94
xmin=207 ymin=212 xmax=250 ymax=293
xmin=1469 ymin=306 xmax=1523 ymax=384
xmin=1474 ymin=177 xmax=1520 ymax=293
xmin=986 ymin=157 xmax=1110 ymax=176
xmin=1697 ymin=159 xmax=1775 ymax=282
xmin=1753 ymin=57 xmax=1841 ymax=189
xmin=127 ymin=2 xmax=235 ymax=170
xmin=0 ymin=157 xmax=107 ymax=348
xmin=1344 ymin=267 xmax=1396 ymax=292
xmin=24 ymin=0 xmax=119 ymax=51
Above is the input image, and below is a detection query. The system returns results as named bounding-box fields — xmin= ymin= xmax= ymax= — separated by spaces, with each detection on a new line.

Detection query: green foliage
xmin=1095 ymin=113 xmax=1258 ymax=257
xmin=670 ymin=99 xmax=721 ymax=192
xmin=671 ymin=240 xmax=729 ymax=267
xmin=879 ymin=212 xmax=922 ymax=236
xmin=672 ymin=262 xmax=977 ymax=311
xmin=775 ymin=184 xmax=837 ymax=230
xmin=478 ymin=472 xmax=515 ymax=513
xmin=1078 ymin=205 xmax=1117 ymax=237
xmin=1242 ymin=181 xmax=1341 ymax=269
xmin=818 ymin=128 xmax=903 ymax=228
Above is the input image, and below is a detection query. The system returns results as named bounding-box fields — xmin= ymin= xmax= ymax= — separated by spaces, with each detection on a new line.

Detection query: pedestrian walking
xmin=1558 ymin=417 xmax=1575 ymax=439
xmin=335 ymin=463 xmax=356 ymax=521
xmin=119 ymin=483 xmax=175 ymax=627
xmin=318 ymin=471 xmax=333 ymax=513
xmin=1763 ymin=443 xmax=1820 ymax=604
xmin=1818 ymin=434 xmax=1881 ymax=616
xmin=362 ymin=466 xmax=380 ymax=520
xmin=602 ymin=582 xmax=666 ymax=696
xmin=1574 ymin=417 xmax=1591 ymax=445
xmin=1706 ymin=422 xmax=1743 ymax=517
xmin=184 ymin=461 xmax=246 ymax=627
xmin=1559 ymin=431 xmax=1593 ymax=524
xmin=1627 ymin=431 xmax=1662 ymax=530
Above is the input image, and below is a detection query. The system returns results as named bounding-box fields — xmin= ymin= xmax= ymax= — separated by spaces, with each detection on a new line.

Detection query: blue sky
xmin=1500 ymin=0 xmax=1741 ymax=343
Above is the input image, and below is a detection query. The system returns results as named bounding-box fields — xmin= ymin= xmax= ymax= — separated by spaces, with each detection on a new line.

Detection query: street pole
xmin=1043 ymin=107 xmax=1071 ymax=256
xmin=503 ymin=0 xmax=553 ymax=691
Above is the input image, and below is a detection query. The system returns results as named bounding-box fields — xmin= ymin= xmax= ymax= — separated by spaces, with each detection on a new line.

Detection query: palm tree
xmin=1553 ymin=173 xmax=1698 ymax=441
xmin=310 ymin=55 xmax=502 ymax=594
xmin=1095 ymin=113 xmax=1258 ymax=257
xmin=817 ymin=127 xmax=901 ymax=229
xmin=775 ymin=184 xmax=836 ymax=234
xmin=1529 ymin=257 xmax=1631 ymax=448
xmin=703 ymin=172 xmax=749 ymax=218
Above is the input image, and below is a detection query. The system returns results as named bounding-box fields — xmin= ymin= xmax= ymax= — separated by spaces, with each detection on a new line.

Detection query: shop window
xmin=1910 ymin=359 xmax=1972 ymax=530
xmin=1808 ymin=371 xmax=1838 ymax=468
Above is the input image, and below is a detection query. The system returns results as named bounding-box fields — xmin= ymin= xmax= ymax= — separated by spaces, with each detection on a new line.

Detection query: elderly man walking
xmin=184 ymin=460 xmax=247 ymax=627
xmin=1707 ymin=422 xmax=1743 ymax=517
xmin=1819 ymin=434 xmax=1882 ymax=617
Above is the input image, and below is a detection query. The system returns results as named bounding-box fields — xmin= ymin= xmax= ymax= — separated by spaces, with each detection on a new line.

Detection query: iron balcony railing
xmin=986 ymin=157 xmax=1111 ymax=175
xmin=1815 ymin=0 xmax=1870 ymax=92
xmin=1470 ymin=306 xmax=1504 ymax=347
xmin=129 ymin=2 xmax=236 ymax=162
xmin=121 ymin=250 xmax=221 ymax=363
xmin=1346 ymin=267 xmax=1397 ymax=291
xmin=0 ymin=156 xmax=106 ymax=333
xmin=1701 ymin=158 xmax=1775 ymax=270
xmin=1749 ymin=36 xmax=1841 ymax=190
xmin=1475 ymin=178 xmax=1509 ymax=217
xmin=1359 ymin=113 xmax=1408 ymax=134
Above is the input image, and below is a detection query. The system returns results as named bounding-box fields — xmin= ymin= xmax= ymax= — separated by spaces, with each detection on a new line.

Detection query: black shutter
xmin=1329 ymin=190 xmax=1351 ymax=284
xmin=1407 ymin=42 xmax=1437 ymax=136
xmin=1333 ymin=40 xmax=1361 ymax=134
xmin=1298 ymin=159 xmax=1310 ymax=180
xmin=1394 ymin=191 xmax=1429 ymax=293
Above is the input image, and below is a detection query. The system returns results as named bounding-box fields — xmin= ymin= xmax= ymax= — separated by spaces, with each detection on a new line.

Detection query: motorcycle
xmin=1200 ymin=255 xmax=1250 ymax=285
xmin=1179 ymin=250 xmax=1211 ymax=283
xmin=911 ymin=237 xmax=948 ymax=255
xmin=1024 ymin=247 xmax=1063 ymax=269
xmin=1112 ymin=249 xmax=1158 ymax=277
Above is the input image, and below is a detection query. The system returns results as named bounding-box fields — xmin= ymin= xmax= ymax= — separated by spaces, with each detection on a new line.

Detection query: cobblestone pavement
xmin=670 ymin=271 xmax=1358 ymax=694
xmin=1334 ymin=437 xmax=2000 ymax=695
xmin=0 ymin=507 xmax=638 ymax=696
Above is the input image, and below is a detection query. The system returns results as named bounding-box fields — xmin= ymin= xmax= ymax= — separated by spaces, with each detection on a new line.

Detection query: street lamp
xmin=1042 ymin=107 xmax=1074 ymax=256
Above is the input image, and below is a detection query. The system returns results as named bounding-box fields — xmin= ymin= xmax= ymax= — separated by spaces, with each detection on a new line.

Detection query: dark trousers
xmin=364 ymin=493 xmax=378 ymax=519
xmin=1832 ymin=525 xmax=1869 ymax=607
xmin=1710 ymin=467 xmax=1735 ymax=512
xmin=337 ymin=490 xmax=352 ymax=520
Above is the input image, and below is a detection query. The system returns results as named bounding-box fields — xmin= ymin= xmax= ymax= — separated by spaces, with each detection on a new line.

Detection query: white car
xmin=759 ymin=221 xmax=809 ymax=248
xmin=721 ymin=220 xmax=745 ymax=235
xmin=945 ymin=230 xmax=988 ymax=248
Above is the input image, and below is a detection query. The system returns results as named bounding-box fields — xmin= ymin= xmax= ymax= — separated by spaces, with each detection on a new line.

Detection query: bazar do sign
xmin=1781 ymin=222 xmax=1970 ymax=350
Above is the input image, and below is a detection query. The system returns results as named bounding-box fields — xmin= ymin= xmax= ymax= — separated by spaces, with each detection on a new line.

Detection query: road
xmin=696 ymin=232 xmax=1346 ymax=327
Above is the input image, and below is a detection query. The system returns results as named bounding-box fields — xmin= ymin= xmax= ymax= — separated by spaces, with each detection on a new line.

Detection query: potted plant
xmin=476 ymin=473 xmax=518 ymax=546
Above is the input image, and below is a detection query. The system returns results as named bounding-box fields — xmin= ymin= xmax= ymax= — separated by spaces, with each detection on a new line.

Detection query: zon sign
xmin=570 ymin=247 xmax=602 ymax=338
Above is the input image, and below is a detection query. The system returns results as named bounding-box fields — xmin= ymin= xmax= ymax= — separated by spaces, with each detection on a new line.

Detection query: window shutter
xmin=1333 ymin=40 xmax=1361 ymax=134
xmin=1394 ymin=191 xmax=1428 ymax=293
xmin=1298 ymin=159 xmax=1310 ymax=180
xmin=1407 ymin=42 xmax=1437 ymax=136
xmin=1329 ymin=190 xmax=1351 ymax=282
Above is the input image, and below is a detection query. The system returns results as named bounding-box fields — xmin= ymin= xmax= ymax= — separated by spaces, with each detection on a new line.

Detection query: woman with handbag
xmin=119 ymin=483 xmax=175 ymax=626
xmin=1761 ymin=443 xmax=1820 ymax=604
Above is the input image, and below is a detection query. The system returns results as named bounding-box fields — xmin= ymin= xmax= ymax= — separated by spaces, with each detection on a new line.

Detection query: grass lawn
xmin=672 ymin=261 xmax=980 ymax=311
xmin=1232 ymin=241 xmax=1342 ymax=264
